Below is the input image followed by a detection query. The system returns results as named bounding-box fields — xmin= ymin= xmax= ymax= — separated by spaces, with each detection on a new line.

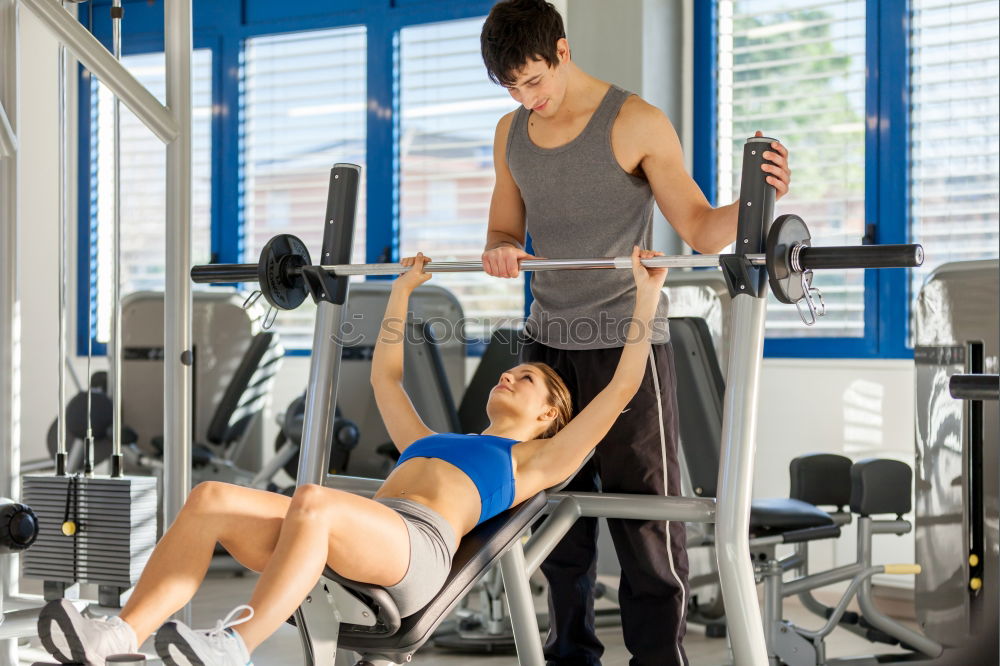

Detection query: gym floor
xmin=17 ymin=573 xmax=913 ymax=665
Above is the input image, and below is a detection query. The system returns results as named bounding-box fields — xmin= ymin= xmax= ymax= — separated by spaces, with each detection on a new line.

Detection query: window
xmin=91 ymin=50 xmax=213 ymax=344
xmin=80 ymin=1 xmax=511 ymax=354
xmin=242 ymin=27 xmax=367 ymax=349
xmin=703 ymin=0 xmax=1000 ymax=356
xmin=399 ymin=18 xmax=522 ymax=340
xmin=909 ymin=0 xmax=999 ymax=299
xmin=717 ymin=0 xmax=867 ymax=338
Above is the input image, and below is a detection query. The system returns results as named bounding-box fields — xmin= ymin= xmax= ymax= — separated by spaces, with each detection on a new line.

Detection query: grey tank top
xmin=506 ymin=85 xmax=670 ymax=349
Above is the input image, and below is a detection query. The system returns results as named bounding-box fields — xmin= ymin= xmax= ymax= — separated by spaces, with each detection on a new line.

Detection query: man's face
xmin=503 ymin=40 xmax=568 ymax=118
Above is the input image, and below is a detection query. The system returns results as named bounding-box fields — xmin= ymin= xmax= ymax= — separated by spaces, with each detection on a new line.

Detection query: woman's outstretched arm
xmin=370 ymin=253 xmax=436 ymax=451
xmin=516 ymin=247 xmax=668 ymax=492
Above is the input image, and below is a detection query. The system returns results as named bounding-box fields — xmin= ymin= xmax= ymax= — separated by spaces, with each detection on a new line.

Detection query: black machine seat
xmin=750 ymin=497 xmax=838 ymax=541
xmin=323 ymin=492 xmax=548 ymax=662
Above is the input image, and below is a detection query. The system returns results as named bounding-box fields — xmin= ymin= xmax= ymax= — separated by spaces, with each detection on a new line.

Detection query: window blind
xmin=718 ymin=0 xmax=867 ymax=337
xmin=92 ymin=50 xmax=213 ymax=344
xmin=399 ymin=18 xmax=522 ymax=342
xmin=242 ymin=27 xmax=367 ymax=349
xmin=909 ymin=0 xmax=1000 ymax=303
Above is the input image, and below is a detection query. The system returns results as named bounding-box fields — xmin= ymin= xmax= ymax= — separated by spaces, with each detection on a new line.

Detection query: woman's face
xmin=487 ymin=364 xmax=554 ymax=422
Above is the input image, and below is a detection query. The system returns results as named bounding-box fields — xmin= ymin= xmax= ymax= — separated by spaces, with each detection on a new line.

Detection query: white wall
xmin=757 ymin=359 xmax=916 ymax=584
xmin=15 ymin=1 xmax=917 ymax=578
xmin=566 ymin=0 xmax=688 ymax=257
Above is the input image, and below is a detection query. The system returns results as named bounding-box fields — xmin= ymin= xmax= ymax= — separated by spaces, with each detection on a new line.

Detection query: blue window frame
xmin=695 ymin=0 xmax=911 ymax=359
xmin=77 ymin=0 xmax=497 ymax=356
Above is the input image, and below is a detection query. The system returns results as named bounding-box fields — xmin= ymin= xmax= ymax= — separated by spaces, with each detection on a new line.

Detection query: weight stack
xmin=21 ymin=476 xmax=157 ymax=595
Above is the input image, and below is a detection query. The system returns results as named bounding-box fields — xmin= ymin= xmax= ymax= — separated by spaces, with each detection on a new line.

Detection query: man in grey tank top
xmin=480 ymin=2 xmax=792 ymax=665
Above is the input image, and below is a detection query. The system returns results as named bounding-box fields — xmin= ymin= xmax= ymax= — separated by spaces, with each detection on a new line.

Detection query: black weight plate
xmin=258 ymin=234 xmax=311 ymax=311
xmin=277 ymin=400 xmax=358 ymax=478
xmin=766 ymin=214 xmax=811 ymax=305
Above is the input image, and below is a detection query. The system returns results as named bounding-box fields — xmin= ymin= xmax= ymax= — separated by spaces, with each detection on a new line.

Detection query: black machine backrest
xmin=669 ymin=317 xmax=724 ymax=498
xmin=789 ymin=453 xmax=853 ymax=510
xmin=205 ymin=331 xmax=281 ymax=446
xmin=334 ymin=492 xmax=548 ymax=660
xmin=458 ymin=328 xmax=521 ymax=434
xmin=850 ymin=458 xmax=912 ymax=517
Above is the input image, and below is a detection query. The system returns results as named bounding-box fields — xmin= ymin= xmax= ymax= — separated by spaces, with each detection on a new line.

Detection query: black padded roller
xmin=789 ymin=453 xmax=853 ymax=509
xmin=850 ymin=458 xmax=912 ymax=517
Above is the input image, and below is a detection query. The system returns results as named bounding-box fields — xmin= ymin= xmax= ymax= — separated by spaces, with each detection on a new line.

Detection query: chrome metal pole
xmin=296 ymin=302 xmax=345 ymax=486
xmin=551 ymin=491 xmax=717 ymax=521
xmin=108 ymin=0 xmax=124 ymax=476
xmin=163 ymin=0 xmax=193 ymax=528
xmin=190 ymin=254 xmax=770 ymax=285
xmin=0 ymin=1 xmax=19 ymax=663
xmin=319 ymin=254 xmax=767 ymax=276
xmin=715 ymin=293 xmax=769 ymax=666
xmin=55 ymin=1 xmax=69 ymax=476
xmin=297 ymin=164 xmax=359 ymax=487
xmin=21 ymin=0 xmax=177 ymax=143
xmin=499 ymin=542 xmax=544 ymax=666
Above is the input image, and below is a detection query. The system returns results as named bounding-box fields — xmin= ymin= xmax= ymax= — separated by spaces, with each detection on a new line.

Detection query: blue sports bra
xmin=395 ymin=433 xmax=518 ymax=525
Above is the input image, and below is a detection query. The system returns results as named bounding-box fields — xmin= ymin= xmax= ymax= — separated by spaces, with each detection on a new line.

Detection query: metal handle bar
xmin=191 ymin=253 xmax=768 ymax=283
xmin=794 ymin=244 xmax=924 ymax=271
xmin=949 ymin=374 xmax=1000 ymax=402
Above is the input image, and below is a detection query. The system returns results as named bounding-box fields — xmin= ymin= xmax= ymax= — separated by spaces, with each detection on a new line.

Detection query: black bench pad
xmin=750 ymin=497 xmax=835 ymax=537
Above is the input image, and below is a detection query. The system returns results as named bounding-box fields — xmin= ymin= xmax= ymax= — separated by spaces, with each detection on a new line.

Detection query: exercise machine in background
xmin=913 ymin=259 xmax=999 ymax=665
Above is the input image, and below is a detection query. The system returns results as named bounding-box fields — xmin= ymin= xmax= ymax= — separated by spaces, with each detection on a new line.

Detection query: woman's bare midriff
xmin=374 ymin=457 xmax=484 ymax=547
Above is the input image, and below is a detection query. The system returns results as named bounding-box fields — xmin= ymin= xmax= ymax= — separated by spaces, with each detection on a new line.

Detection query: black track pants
xmin=521 ymin=339 xmax=689 ymax=666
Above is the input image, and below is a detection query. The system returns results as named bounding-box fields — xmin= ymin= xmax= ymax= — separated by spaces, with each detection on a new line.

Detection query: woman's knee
xmin=289 ymin=484 xmax=339 ymax=524
xmin=185 ymin=481 xmax=234 ymax=514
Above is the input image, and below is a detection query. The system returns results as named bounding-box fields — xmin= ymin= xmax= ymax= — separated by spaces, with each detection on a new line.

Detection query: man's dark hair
xmin=481 ymin=0 xmax=566 ymax=87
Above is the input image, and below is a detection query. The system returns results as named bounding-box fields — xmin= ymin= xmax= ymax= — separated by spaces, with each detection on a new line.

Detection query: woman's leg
xmin=233 ymin=484 xmax=412 ymax=652
xmin=118 ymin=481 xmax=292 ymax=643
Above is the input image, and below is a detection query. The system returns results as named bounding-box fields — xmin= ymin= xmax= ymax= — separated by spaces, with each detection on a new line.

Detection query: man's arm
xmin=621 ymin=100 xmax=790 ymax=254
xmin=483 ymin=111 xmax=534 ymax=277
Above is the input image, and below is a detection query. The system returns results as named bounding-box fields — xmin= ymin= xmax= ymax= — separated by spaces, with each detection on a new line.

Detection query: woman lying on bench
xmin=37 ymin=247 xmax=667 ymax=666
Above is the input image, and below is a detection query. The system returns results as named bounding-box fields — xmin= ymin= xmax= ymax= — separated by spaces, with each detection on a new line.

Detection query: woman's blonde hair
xmin=526 ymin=362 xmax=573 ymax=438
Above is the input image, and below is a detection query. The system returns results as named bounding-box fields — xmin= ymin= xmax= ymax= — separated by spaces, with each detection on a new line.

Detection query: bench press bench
xmin=293 ymin=493 xmax=548 ymax=666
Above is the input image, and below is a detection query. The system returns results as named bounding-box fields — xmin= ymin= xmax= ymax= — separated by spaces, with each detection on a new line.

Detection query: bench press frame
xmin=289 ymin=141 xmax=779 ymax=665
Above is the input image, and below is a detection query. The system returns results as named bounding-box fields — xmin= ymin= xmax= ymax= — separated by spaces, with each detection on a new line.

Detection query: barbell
xmin=190 ymin=214 xmax=923 ymax=318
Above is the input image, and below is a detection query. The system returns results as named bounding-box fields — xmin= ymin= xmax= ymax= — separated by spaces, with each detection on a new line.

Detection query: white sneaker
xmin=37 ymin=599 xmax=138 ymax=665
xmin=155 ymin=605 xmax=254 ymax=666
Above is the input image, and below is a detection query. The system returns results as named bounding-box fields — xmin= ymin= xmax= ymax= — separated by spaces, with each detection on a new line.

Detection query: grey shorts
xmin=374 ymin=497 xmax=457 ymax=617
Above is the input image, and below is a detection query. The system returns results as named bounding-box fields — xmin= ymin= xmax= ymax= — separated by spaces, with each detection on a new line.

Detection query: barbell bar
xmin=191 ymin=252 xmax=765 ymax=283
xmin=190 ymin=216 xmax=923 ymax=314
xmin=190 ymin=244 xmax=922 ymax=283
